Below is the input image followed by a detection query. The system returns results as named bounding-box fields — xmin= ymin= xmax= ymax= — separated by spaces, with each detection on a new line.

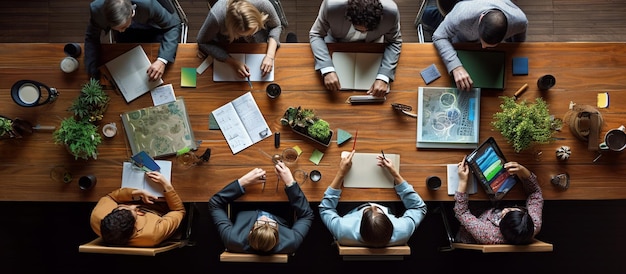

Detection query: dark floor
xmin=3 ymin=199 xmax=625 ymax=273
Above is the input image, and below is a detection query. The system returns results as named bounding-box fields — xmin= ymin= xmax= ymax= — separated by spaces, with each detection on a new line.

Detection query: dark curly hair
xmin=479 ymin=9 xmax=508 ymax=45
xmin=345 ymin=0 xmax=383 ymax=31
xmin=499 ymin=207 xmax=534 ymax=245
xmin=359 ymin=205 xmax=393 ymax=247
xmin=101 ymin=208 xmax=136 ymax=246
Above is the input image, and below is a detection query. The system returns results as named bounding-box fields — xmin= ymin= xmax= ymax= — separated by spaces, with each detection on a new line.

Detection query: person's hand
xmin=339 ymin=150 xmax=355 ymax=175
xmin=146 ymin=171 xmax=172 ymax=188
xmin=227 ymin=58 xmax=250 ymax=79
xmin=238 ymin=168 xmax=267 ymax=188
xmin=274 ymin=161 xmax=295 ymax=187
xmin=503 ymin=162 xmax=531 ymax=180
xmin=377 ymin=154 xmax=404 ymax=184
xmin=323 ymin=72 xmax=341 ymax=91
xmin=147 ymin=60 xmax=166 ymax=82
xmin=261 ymin=55 xmax=274 ymax=77
xmin=456 ymin=156 xmax=469 ymax=193
xmin=131 ymin=189 xmax=159 ymax=204
xmin=452 ymin=66 xmax=473 ymax=91
xmin=367 ymin=79 xmax=389 ymax=97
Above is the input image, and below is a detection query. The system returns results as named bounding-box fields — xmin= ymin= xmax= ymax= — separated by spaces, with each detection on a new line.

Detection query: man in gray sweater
xmin=427 ymin=0 xmax=527 ymax=91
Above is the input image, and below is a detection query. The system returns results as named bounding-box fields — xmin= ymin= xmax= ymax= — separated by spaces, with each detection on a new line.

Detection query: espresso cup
xmin=266 ymin=83 xmax=281 ymax=99
xmin=600 ymin=125 xmax=626 ymax=152
xmin=426 ymin=176 xmax=442 ymax=190
xmin=102 ymin=123 xmax=117 ymax=138
xmin=60 ymin=57 xmax=79 ymax=73
xmin=78 ymin=175 xmax=97 ymax=190
xmin=64 ymin=43 xmax=82 ymax=58
xmin=537 ymin=74 xmax=556 ymax=91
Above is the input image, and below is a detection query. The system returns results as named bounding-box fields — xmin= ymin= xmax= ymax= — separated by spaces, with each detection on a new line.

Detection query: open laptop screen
xmin=465 ymin=137 xmax=519 ymax=200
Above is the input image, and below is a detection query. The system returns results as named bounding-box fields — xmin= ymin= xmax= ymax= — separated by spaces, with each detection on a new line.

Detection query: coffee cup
xmin=60 ymin=57 xmax=79 ymax=73
xmin=79 ymin=175 xmax=97 ymax=190
xmin=426 ymin=176 xmax=442 ymax=190
xmin=64 ymin=43 xmax=82 ymax=58
xmin=537 ymin=74 xmax=556 ymax=91
xmin=600 ymin=125 xmax=626 ymax=152
xmin=266 ymin=83 xmax=281 ymax=99
xmin=102 ymin=123 xmax=117 ymax=138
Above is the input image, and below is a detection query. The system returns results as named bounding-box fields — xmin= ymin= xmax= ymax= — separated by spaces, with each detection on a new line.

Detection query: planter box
xmin=291 ymin=126 xmax=333 ymax=147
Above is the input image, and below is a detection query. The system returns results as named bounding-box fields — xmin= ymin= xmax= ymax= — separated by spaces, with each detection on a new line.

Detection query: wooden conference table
xmin=0 ymin=42 xmax=625 ymax=203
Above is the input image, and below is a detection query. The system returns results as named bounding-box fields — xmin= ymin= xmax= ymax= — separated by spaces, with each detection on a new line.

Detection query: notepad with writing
xmin=104 ymin=45 xmax=163 ymax=103
xmin=121 ymin=160 xmax=172 ymax=198
xmin=213 ymin=53 xmax=274 ymax=82
xmin=341 ymin=151 xmax=399 ymax=188
xmin=332 ymin=52 xmax=383 ymax=90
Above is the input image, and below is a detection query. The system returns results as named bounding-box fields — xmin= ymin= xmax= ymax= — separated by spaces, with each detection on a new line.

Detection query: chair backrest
xmin=220 ymin=251 xmax=289 ymax=263
xmin=438 ymin=202 xmax=553 ymax=253
xmin=335 ymin=241 xmax=411 ymax=261
xmin=156 ymin=0 xmax=188 ymax=43
xmin=78 ymin=202 xmax=196 ymax=256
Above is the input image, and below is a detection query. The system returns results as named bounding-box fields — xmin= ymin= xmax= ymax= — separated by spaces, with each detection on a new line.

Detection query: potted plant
xmin=281 ymin=106 xmax=333 ymax=146
xmin=0 ymin=116 xmax=33 ymax=139
xmin=68 ymin=78 xmax=109 ymax=123
xmin=491 ymin=96 xmax=562 ymax=153
xmin=0 ymin=116 xmax=14 ymax=138
xmin=53 ymin=117 xmax=102 ymax=160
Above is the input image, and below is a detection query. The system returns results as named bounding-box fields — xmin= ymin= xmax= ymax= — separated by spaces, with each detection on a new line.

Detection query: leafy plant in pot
xmin=491 ymin=96 xmax=562 ymax=153
xmin=281 ymin=106 xmax=333 ymax=146
xmin=68 ymin=78 xmax=109 ymax=123
xmin=0 ymin=116 xmax=33 ymax=139
xmin=53 ymin=117 xmax=102 ymax=160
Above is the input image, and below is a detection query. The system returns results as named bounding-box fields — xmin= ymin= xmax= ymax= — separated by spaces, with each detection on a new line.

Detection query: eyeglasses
xmin=254 ymin=219 xmax=278 ymax=228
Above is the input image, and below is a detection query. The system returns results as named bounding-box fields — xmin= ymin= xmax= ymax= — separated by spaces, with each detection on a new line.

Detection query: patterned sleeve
xmin=523 ymin=173 xmax=543 ymax=236
xmin=453 ymin=191 xmax=501 ymax=244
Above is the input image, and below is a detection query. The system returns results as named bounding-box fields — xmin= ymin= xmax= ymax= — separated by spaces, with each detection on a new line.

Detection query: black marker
xmin=274 ymin=132 xmax=280 ymax=148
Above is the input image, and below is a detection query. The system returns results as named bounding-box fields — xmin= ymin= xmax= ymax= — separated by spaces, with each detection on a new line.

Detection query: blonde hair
xmin=248 ymin=223 xmax=279 ymax=252
xmin=225 ymin=0 xmax=268 ymax=42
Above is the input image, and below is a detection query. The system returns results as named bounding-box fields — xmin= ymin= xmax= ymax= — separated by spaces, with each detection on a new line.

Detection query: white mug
xmin=102 ymin=123 xmax=117 ymax=138
xmin=60 ymin=57 xmax=79 ymax=73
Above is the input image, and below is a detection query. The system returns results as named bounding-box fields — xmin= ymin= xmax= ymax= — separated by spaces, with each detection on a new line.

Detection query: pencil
xmin=352 ymin=129 xmax=358 ymax=150
xmin=246 ymin=76 xmax=253 ymax=89
xmin=513 ymin=83 xmax=529 ymax=99
xmin=381 ymin=150 xmax=386 ymax=160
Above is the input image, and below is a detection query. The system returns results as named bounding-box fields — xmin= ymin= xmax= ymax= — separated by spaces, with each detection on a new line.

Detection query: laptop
xmin=456 ymin=50 xmax=506 ymax=90
xmin=465 ymin=137 xmax=519 ymax=200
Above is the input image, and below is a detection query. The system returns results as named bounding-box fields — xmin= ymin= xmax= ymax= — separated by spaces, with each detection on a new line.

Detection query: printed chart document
xmin=213 ymin=53 xmax=274 ymax=82
xmin=121 ymin=160 xmax=172 ymax=198
xmin=341 ymin=151 xmax=399 ymax=188
xmin=150 ymin=84 xmax=176 ymax=106
xmin=417 ymin=87 xmax=481 ymax=149
xmin=332 ymin=52 xmax=382 ymax=90
xmin=104 ymin=45 xmax=164 ymax=103
xmin=212 ymin=92 xmax=272 ymax=154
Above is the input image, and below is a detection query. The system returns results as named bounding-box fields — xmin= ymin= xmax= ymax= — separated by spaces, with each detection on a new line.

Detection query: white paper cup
xmin=102 ymin=123 xmax=117 ymax=138
xmin=60 ymin=57 xmax=79 ymax=73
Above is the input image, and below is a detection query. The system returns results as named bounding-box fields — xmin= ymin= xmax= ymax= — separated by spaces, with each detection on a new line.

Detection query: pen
xmin=352 ymin=129 xmax=358 ymax=150
xmin=513 ymin=83 xmax=528 ymax=100
xmin=246 ymin=76 xmax=253 ymax=90
xmin=381 ymin=150 xmax=386 ymax=161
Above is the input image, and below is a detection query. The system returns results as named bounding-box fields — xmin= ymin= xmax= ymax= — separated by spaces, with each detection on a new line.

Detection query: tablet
xmin=465 ymin=137 xmax=519 ymax=200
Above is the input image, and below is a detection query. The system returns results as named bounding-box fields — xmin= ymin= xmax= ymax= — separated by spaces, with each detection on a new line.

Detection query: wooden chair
xmin=218 ymin=203 xmax=292 ymax=263
xmin=438 ymin=202 xmax=553 ymax=253
xmin=335 ymin=241 xmax=411 ymax=261
xmin=79 ymin=202 xmax=196 ymax=256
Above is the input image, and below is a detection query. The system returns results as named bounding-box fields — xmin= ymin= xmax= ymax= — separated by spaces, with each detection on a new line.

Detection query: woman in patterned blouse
xmin=455 ymin=157 xmax=543 ymax=244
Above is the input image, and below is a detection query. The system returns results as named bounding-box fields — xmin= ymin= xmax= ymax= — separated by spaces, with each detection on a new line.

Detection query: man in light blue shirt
xmin=319 ymin=150 xmax=427 ymax=247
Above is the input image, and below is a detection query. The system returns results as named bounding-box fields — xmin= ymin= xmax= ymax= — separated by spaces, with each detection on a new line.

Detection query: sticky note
xmin=181 ymin=67 xmax=197 ymax=87
xmin=336 ymin=128 xmax=352 ymax=146
xmin=309 ymin=149 xmax=324 ymax=165
xmin=293 ymin=145 xmax=303 ymax=155
xmin=208 ymin=113 xmax=220 ymax=130
xmin=597 ymin=92 xmax=609 ymax=108
xmin=420 ymin=64 xmax=441 ymax=84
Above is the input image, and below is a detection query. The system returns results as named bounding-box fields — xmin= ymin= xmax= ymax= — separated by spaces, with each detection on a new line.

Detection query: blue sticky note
xmin=512 ymin=57 xmax=528 ymax=75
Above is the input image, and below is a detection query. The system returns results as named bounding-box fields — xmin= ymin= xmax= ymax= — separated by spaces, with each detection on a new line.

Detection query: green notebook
xmin=456 ymin=50 xmax=506 ymax=90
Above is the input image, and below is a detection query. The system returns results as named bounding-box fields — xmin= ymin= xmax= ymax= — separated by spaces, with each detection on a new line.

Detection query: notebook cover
xmin=512 ymin=57 xmax=529 ymax=75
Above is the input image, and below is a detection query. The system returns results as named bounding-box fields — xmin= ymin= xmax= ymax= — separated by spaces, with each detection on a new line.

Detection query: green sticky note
xmin=209 ymin=113 xmax=220 ymax=130
xmin=309 ymin=149 xmax=324 ymax=165
xmin=181 ymin=67 xmax=197 ymax=87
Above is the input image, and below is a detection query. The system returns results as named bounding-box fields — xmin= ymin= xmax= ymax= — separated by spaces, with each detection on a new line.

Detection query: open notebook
xmin=332 ymin=52 xmax=382 ymax=90
xmin=341 ymin=151 xmax=399 ymax=188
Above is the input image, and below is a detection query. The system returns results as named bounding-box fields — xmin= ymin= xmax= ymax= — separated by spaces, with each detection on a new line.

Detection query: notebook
xmin=332 ymin=52 xmax=383 ymax=90
xmin=465 ymin=137 xmax=519 ymax=200
xmin=121 ymin=160 xmax=172 ymax=198
xmin=104 ymin=45 xmax=163 ymax=103
xmin=456 ymin=50 xmax=506 ymax=90
xmin=341 ymin=151 xmax=399 ymax=188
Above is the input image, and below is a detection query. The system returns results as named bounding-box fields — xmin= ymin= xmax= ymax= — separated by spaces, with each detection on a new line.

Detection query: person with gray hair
xmin=84 ymin=0 xmax=181 ymax=81
xmin=424 ymin=0 xmax=527 ymax=91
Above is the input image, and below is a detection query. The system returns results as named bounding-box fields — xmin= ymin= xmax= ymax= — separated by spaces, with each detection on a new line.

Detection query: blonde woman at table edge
xmin=196 ymin=0 xmax=281 ymax=79
xmin=455 ymin=157 xmax=543 ymax=244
